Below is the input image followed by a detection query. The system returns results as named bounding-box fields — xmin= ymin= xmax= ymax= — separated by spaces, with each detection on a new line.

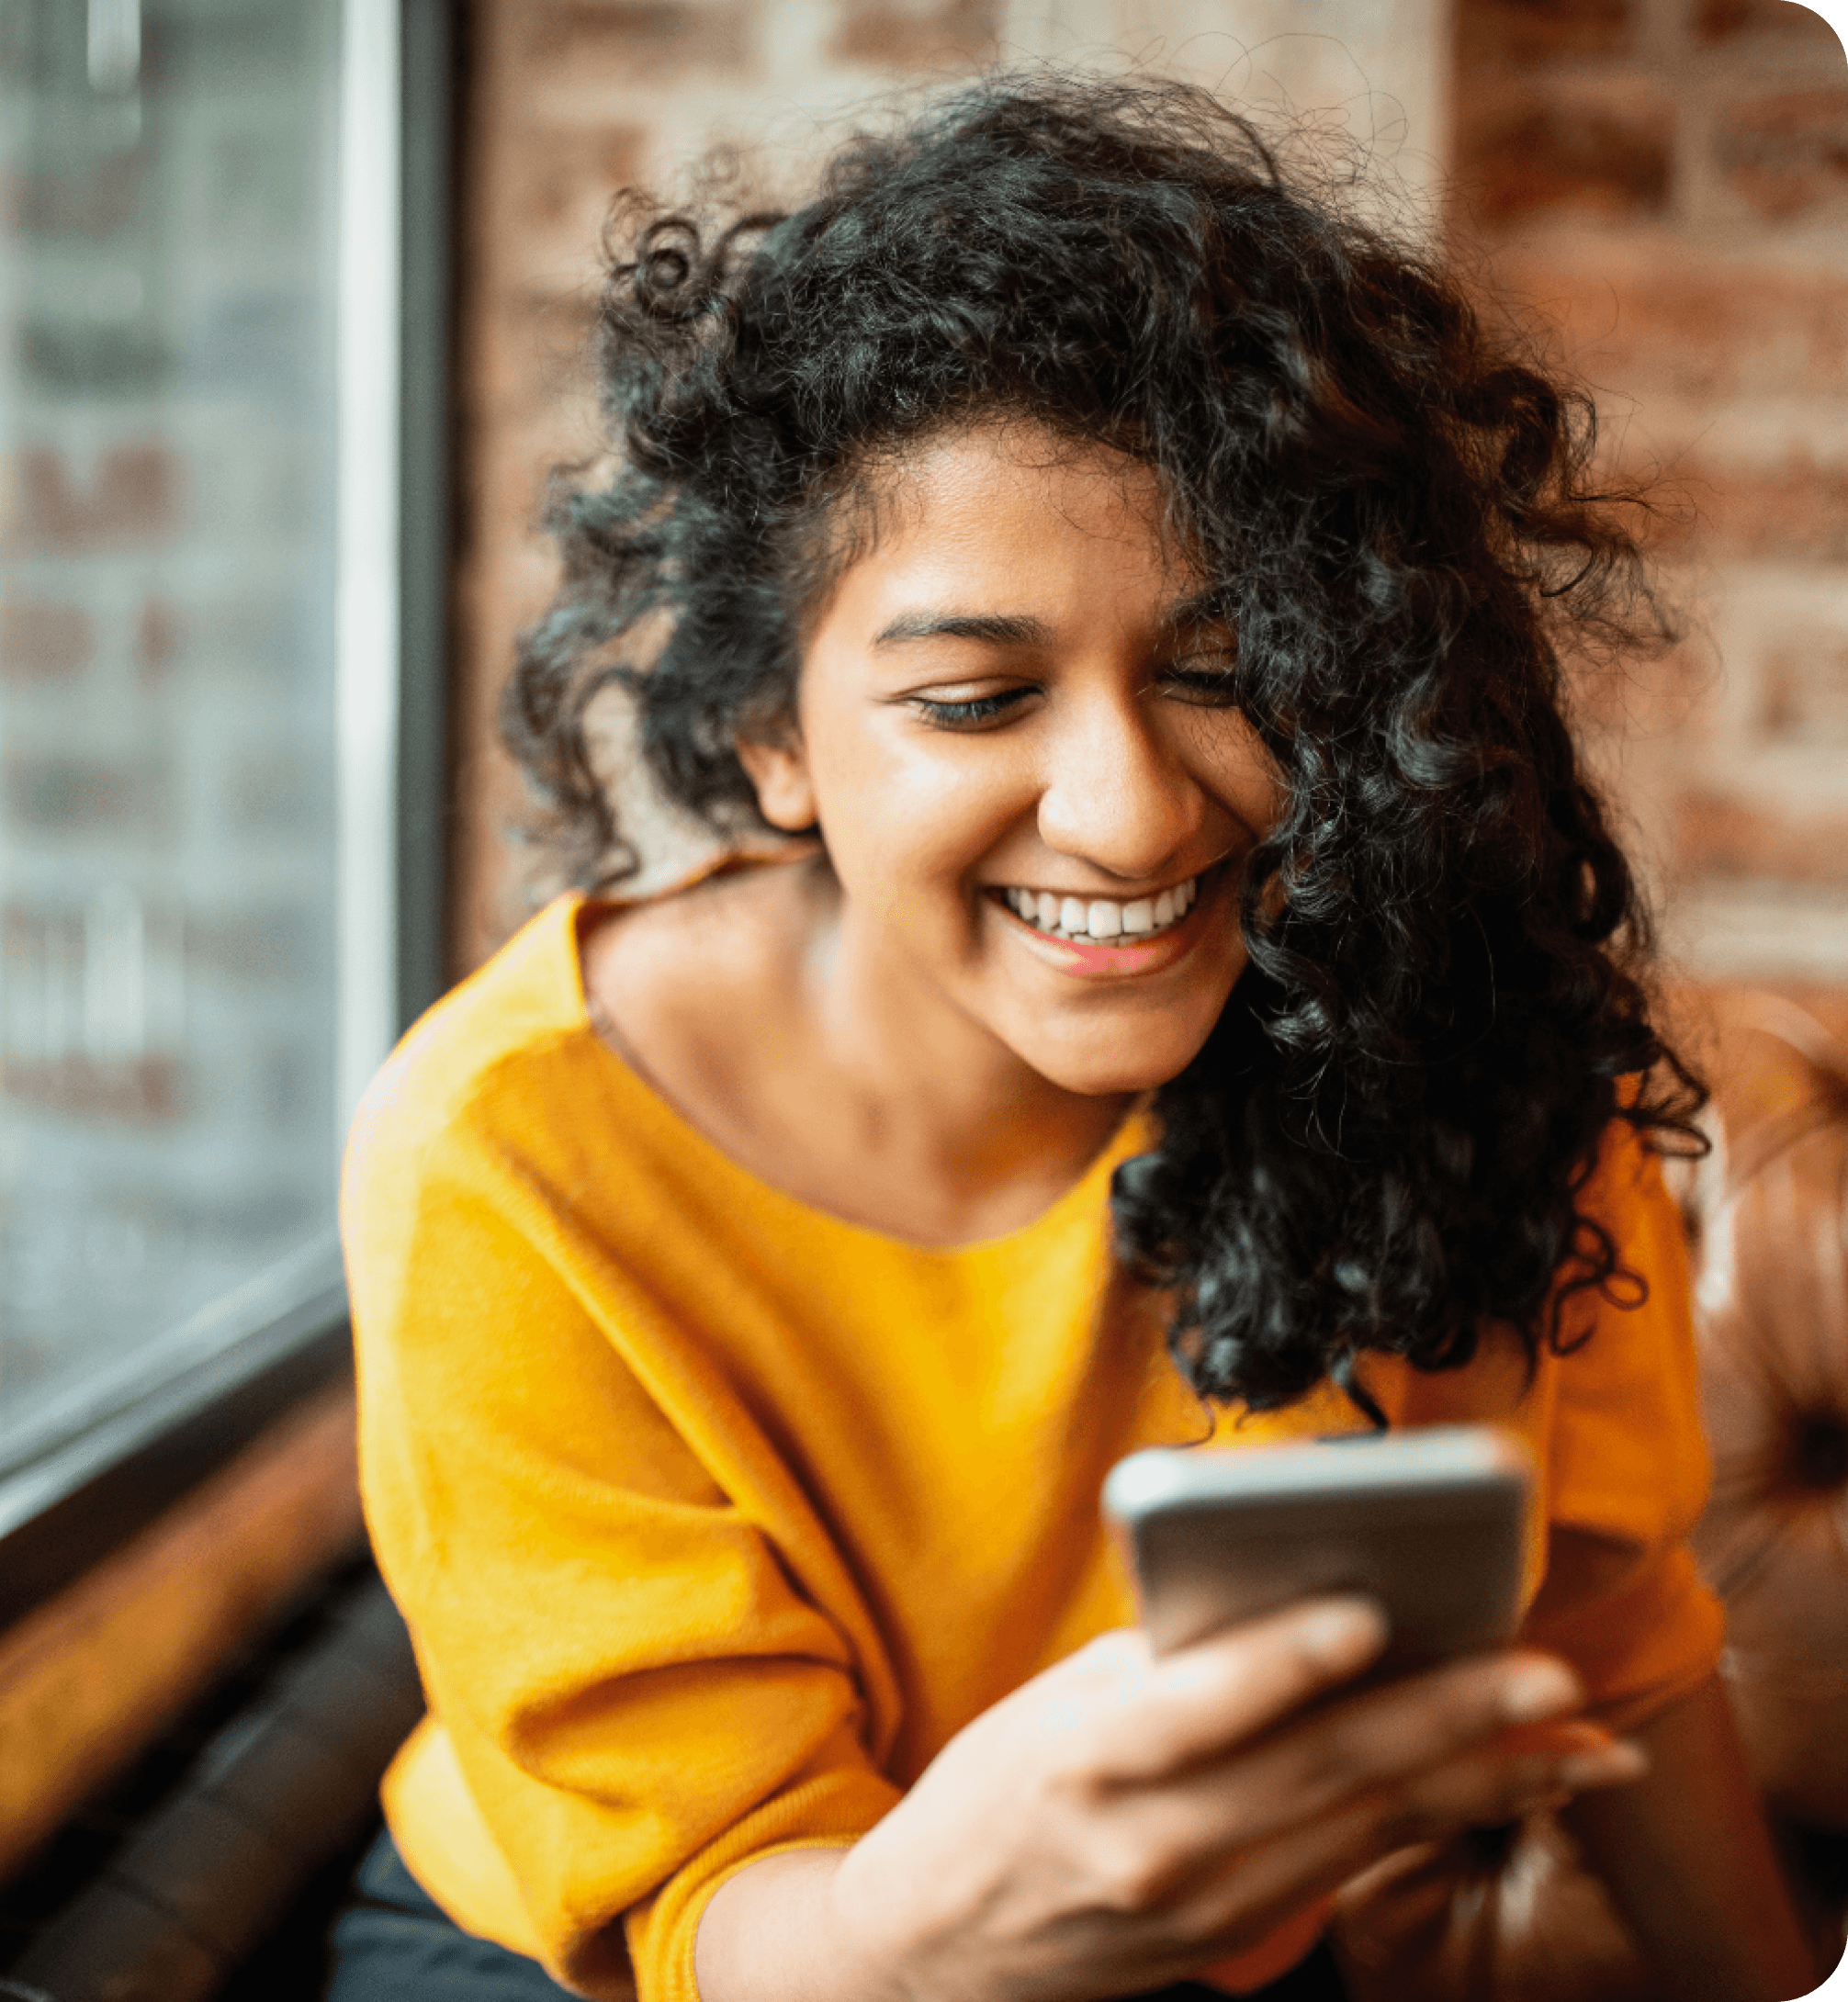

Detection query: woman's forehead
xmin=809 ymin=430 xmax=1222 ymax=652
xmin=883 ymin=415 xmax=1156 ymax=507
xmin=845 ymin=419 xmax=1186 ymax=575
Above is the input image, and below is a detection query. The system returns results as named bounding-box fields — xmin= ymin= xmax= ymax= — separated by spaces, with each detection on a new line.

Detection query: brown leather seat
xmin=1685 ymin=995 xmax=1848 ymax=1835
xmin=1329 ymin=991 xmax=1848 ymax=1998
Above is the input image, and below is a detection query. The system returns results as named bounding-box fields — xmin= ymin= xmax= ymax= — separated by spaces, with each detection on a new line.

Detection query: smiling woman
xmin=332 ymin=73 xmax=1821 ymax=2002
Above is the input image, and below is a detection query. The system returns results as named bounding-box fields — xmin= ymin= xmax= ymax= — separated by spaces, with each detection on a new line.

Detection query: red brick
xmin=522 ymin=1 xmax=746 ymax=74
xmin=1668 ymin=454 xmax=1848 ymax=561
xmin=1761 ymin=635 xmax=1848 ymax=738
xmin=1695 ymin=0 xmax=1845 ymax=51
xmin=136 ymin=598 xmax=179 ymax=680
xmin=1568 ymin=635 xmax=1712 ymax=737
xmin=0 ymin=595 xmax=95 ymax=682
xmin=1715 ymin=86 xmax=1848 ymax=221
xmin=1485 ymin=246 xmax=1848 ymax=400
xmin=513 ymin=127 xmax=645 ymax=242
xmin=832 ymin=0 xmax=998 ymax=67
xmin=459 ymin=292 xmax=592 ymax=456
xmin=1455 ymin=84 xmax=1676 ymax=223
xmin=0 ymin=1054 xmax=182 ymax=1123
xmin=1668 ymin=787 xmax=1848 ymax=883
xmin=503 ymin=129 xmax=648 ymax=304
xmin=10 ymin=443 xmax=184 ymax=552
xmin=1458 ymin=0 xmax=1632 ymax=71
xmin=0 ymin=154 xmax=143 ymax=237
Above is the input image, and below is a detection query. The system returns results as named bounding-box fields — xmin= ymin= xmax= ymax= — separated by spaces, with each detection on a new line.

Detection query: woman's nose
xmin=1035 ymin=694 xmax=1204 ymax=883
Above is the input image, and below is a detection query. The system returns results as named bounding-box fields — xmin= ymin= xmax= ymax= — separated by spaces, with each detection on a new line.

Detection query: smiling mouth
xmin=990 ymin=873 xmax=1200 ymax=945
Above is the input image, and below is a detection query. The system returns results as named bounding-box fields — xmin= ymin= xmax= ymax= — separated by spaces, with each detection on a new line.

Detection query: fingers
xmin=1055 ymin=1607 xmax=1592 ymax=1793
xmin=1222 ymin=1645 xmax=1593 ymax=1834
xmin=1004 ymin=1614 xmax=1645 ymax=1974
xmin=1363 ymin=1721 xmax=1648 ymax=1841
xmin=1503 ymin=1717 xmax=1651 ymax=1797
xmin=1077 ymin=1644 xmax=1638 ymax=1892
xmin=1159 ymin=1722 xmax=1650 ymax=1962
xmin=1077 ymin=1597 xmax=1390 ymax=1783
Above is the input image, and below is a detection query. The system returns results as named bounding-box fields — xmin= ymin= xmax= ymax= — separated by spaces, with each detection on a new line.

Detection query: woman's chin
xmin=984 ymin=973 xmax=1233 ymax=1101
xmin=1009 ymin=1029 xmax=1211 ymax=1100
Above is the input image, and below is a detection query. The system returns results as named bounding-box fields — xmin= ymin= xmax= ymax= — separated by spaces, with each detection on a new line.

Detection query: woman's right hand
xmin=775 ymin=1597 xmax=1645 ymax=2002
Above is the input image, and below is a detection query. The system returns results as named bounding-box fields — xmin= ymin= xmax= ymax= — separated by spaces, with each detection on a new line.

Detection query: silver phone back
xmin=1103 ymin=1425 xmax=1534 ymax=1668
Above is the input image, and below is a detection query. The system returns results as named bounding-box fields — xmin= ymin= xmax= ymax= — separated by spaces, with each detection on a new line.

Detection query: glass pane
xmin=0 ymin=0 xmax=344 ymax=1468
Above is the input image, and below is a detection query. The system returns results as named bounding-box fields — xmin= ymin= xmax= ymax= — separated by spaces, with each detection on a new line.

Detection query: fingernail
xmin=1559 ymin=1739 xmax=1649 ymax=1790
xmin=1303 ymin=1598 xmax=1389 ymax=1670
xmin=1501 ymin=1662 xmax=1584 ymax=1723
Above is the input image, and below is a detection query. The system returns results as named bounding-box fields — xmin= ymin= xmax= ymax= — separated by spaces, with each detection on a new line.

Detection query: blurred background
xmin=0 ymin=0 xmax=352 ymax=1474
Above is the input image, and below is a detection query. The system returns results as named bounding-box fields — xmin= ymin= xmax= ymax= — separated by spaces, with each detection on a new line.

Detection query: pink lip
xmin=987 ymin=883 xmax=1214 ymax=981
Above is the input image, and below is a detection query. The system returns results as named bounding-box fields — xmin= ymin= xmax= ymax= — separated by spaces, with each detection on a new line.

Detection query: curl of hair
xmin=503 ymin=73 xmax=1706 ymax=1421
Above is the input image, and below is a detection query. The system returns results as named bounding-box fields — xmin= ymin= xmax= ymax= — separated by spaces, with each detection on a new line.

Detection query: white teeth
xmin=1000 ymin=875 xmax=1200 ymax=943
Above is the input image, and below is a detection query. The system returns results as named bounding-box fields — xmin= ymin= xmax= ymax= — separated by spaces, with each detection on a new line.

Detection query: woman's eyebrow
xmin=872 ymin=611 xmax=1051 ymax=647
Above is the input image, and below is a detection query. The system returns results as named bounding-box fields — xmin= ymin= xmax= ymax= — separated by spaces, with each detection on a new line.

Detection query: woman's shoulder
xmin=581 ymin=849 xmax=815 ymax=1027
xmin=579 ymin=850 xmax=819 ymax=1115
xmin=344 ymin=855 xmax=816 ymax=1203
xmin=343 ymin=893 xmax=602 ymax=1186
xmin=1577 ymin=1104 xmax=1685 ymax=1243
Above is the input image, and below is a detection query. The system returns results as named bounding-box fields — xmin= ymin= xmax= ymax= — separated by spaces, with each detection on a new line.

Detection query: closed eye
xmin=1161 ymin=668 xmax=1243 ymax=708
xmin=908 ymin=687 xmax=1039 ymax=730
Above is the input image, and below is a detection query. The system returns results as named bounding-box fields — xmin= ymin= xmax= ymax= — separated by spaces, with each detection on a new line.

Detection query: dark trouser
xmin=325 ymin=1830 xmax=1350 ymax=2001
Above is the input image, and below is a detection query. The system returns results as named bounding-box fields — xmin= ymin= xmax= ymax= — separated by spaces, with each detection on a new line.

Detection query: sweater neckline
xmin=550 ymin=886 xmax=1152 ymax=1263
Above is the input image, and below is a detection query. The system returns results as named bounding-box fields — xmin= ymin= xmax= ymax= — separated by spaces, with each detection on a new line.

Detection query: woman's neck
xmin=581 ymin=856 xmax=1138 ymax=1246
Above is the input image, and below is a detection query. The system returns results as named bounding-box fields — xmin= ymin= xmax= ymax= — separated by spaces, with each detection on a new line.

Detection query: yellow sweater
xmin=344 ymin=893 xmax=1725 ymax=2001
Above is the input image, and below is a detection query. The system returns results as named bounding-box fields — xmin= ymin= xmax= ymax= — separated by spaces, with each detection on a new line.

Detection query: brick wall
xmin=450 ymin=0 xmax=1848 ymax=1037
xmin=1451 ymin=0 xmax=1848 ymax=1006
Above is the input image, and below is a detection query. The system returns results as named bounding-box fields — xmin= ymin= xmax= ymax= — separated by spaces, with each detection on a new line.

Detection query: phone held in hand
xmin=1103 ymin=1424 xmax=1535 ymax=1673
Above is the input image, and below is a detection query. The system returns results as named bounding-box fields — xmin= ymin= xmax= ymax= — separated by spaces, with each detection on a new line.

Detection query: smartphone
xmin=1102 ymin=1424 xmax=1535 ymax=1672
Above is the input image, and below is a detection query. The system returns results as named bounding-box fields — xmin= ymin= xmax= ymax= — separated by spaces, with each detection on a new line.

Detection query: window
xmin=0 ymin=0 xmax=447 ymax=1597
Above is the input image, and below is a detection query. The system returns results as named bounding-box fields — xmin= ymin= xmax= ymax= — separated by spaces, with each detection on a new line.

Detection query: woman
xmin=330 ymin=77 xmax=1820 ymax=2002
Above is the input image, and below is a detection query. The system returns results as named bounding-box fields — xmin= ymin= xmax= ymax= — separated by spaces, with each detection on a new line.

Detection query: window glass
xmin=0 ymin=0 xmax=346 ymax=1469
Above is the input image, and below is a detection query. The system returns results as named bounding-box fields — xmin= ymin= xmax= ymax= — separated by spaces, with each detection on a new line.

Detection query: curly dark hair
xmin=504 ymin=73 xmax=1705 ymax=1423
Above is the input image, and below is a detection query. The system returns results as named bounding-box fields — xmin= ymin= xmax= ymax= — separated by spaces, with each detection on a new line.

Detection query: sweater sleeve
xmin=345 ymin=1083 xmax=901 ymax=2002
xmin=1515 ymin=1125 xmax=1727 ymax=1731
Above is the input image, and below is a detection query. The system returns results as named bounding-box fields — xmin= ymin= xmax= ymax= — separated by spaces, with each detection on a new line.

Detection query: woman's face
xmin=741 ymin=422 xmax=1285 ymax=1098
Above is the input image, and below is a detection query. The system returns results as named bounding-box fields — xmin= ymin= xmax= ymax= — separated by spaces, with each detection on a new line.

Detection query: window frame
xmin=0 ymin=0 xmax=456 ymax=1630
